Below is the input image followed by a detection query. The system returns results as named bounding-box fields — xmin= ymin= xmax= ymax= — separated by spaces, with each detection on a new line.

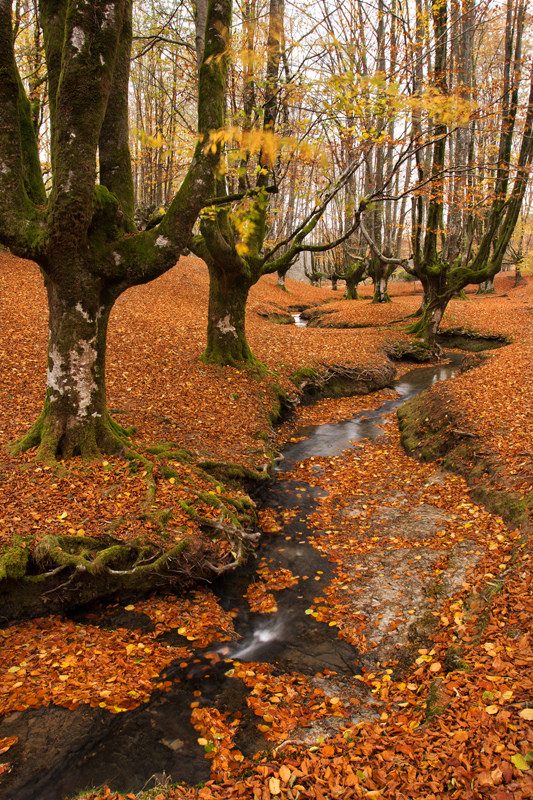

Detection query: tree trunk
xmin=331 ymin=276 xmax=338 ymax=291
xmin=203 ymin=267 xmax=254 ymax=366
xmin=514 ymin=267 xmax=524 ymax=287
xmin=345 ymin=274 xmax=360 ymax=299
xmin=477 ymin=278 xmax=495 ymax=294
xmin=372 ymin=271 xmax=391 ymax=303
xmin=277 ymin=270 xmax=287 ymax=290
xmin=13 ymin=276 xmax=128 ymax=461
xmin=407 ymin=286 xmax=449 ymax=353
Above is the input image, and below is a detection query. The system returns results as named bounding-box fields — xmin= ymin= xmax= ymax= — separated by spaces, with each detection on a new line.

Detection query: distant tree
xmin=0 ymin=0 xmax=231 ymax=460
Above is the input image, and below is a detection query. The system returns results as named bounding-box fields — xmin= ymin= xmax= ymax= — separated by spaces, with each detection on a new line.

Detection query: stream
xmin=291 ymin=312 xmax=308 ymax=328
xmin=0 ymin=354 xmax=463 ymax=800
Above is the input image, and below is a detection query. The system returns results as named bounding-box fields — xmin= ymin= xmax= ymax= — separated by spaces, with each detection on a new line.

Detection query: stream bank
xmin=1 ymin=353 xmax=511 ymax=800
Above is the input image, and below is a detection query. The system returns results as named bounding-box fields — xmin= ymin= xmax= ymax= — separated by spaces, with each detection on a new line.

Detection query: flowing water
xmin=291 ymin=312 xmax=308 ymax=328
xmin=0 ymin=355 xmax=463 ymax=800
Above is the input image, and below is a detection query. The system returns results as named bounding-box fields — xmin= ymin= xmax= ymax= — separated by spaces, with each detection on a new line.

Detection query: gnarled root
xmin=203 ymin=513 xmax=261 ymax=574
xmin=386 ymin=339 xmax=443 ymax=362
xmin=10 ymin=408 xmax=134 ymax=463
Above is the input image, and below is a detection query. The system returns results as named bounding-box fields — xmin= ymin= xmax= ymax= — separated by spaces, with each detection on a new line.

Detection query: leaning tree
xmin=0 ymin=0 xmax=231 ymax=460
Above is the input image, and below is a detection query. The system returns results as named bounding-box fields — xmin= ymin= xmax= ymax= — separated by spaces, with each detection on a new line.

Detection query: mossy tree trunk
xmin=372 ymin=269 xmax=392 ymax=303
xmin=407 ymin=292 xmax=448 ymax=350
xmin=191 ymin=0 xmax=282 ymax=368
xmin=345 ymin=274 xmax=359 ymax=299
xmin=14 ymin=276 xmax=123 ymax=460
xmin=407 ymin=0 xmax=533 ymax=354
xmin=1 ymin=0 xmax=232 ymax=460
xmin=413 ymin=276 xmax=430 ymax=317
xmin=277 ymin=268 xmax=289 ymax=290
xmin=204 ymin=264 xmax=254 ymax=366
xmin=192 ymin=0 xmax=371 ymax=367
xmin=477 ymin=278 xmax=495 ymax=294
xmin=406 ymin=259 xmax=451 ymax=354
xmin=344 ymin=260 xmax=366 ymax=299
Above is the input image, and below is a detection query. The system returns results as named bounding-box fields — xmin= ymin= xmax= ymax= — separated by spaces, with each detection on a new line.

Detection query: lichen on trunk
xmin=372 ymin=274 xmax=391 ymax=303
xmin=12 ymin=276 xmax=129 ymax=460
xmin=407 ymin=297 xmax=447 ymax=357
xmin=477 ymin=278 xmax=495 ymax=294
xmin=2 ymin=0 xmax=233 ymax=462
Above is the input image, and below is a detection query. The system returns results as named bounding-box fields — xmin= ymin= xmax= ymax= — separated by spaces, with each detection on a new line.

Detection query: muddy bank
xmin=435 ymin=327 xmax=511 ymax=351
xmin=398 ymin=379 xmax=530 ymax=529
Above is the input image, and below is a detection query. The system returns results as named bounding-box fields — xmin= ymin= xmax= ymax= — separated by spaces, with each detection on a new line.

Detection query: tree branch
xmin=99 ymin=0 xmax=135 ymax=222
xmin=46 ymin=0 xmax=127 ymax=266
xmin=359 ymin=216 xmax=407 ymax=266
xmin=108 ymin=0 xmax=233 ymax=288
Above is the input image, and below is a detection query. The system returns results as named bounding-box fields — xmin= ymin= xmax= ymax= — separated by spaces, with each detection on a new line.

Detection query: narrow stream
xmin=291 ymin=312 xmax=308 ymax=328
xmin=281 ymin=354 xmax=462 ymax=469
xmin=0 ymin=354 xmax=463 ymax=800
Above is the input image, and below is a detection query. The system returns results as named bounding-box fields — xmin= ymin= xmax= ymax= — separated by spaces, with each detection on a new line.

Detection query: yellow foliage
xmin=136 ymin=129 xmax=167 ymax=149
xmin=204 ymin=127 xmax=320 ymax=168
xmin=412 ymin=89 xmax=476 ymax=127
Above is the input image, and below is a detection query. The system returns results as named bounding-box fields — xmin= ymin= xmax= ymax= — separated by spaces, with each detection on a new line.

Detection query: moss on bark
xmin=202 ymin=266 xmax=258 ymax=366
xmin=0 ymin=543 xmax=30 ymax=580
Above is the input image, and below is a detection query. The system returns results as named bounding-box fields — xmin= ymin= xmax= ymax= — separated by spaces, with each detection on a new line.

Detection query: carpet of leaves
xmin=0 ymin=590 xmax=236 ymax=716
xmin=0 ymin=253 xmax=393 ymax=551
xmin=0 ymin=258 xmax=531 ymax=799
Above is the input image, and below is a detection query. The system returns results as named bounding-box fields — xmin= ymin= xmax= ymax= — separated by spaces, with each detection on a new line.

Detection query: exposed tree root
xmin=2 ymin=435 xmax=261 ymax=619
xmin=203 ymin=515 xmax=261 ymax=574
xmin=198 ymin=460 xmax=269 ymax=485
xmin=291 ymin=361 xmax=396 ymax=399
xmin=385 ymin=339 xmax=443 ymax=362
xmin=9 ymin=408 xmax=135 ymax=463
xmin=0 ymin=496 xmax=261 ymax=619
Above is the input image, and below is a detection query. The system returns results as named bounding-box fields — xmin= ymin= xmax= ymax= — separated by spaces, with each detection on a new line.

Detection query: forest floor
xmin=0 ymin=254 xmax=531 ymax=799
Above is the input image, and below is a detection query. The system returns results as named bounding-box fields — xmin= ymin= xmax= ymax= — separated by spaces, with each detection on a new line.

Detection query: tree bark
xmin=477 ymin=278 xmax=495 ymax=294
xmin=3 ymin=0 xmax=232 ymax=460
xmin=345 ymin=274 xmax=359 ymax=300
xmin=203 ymin=267 xmax=254 ymax=366
xmin=13 ymin=274 xmax=128 ymax=460
xmin=372 ymin=268 xmax=391 ymax=303
xmin=344 ymin=259 xmax=366 ymax=299
xmin=407 ymin=288 xmax=448 ymax=352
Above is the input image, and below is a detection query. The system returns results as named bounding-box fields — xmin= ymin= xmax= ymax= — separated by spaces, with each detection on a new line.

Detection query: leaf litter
xmin=0 ymin=256 xmax=531 ymax=799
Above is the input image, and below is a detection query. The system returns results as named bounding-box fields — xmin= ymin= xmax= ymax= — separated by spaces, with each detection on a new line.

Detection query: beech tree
xmin=190 ymin=0 xmax=364 ymax=366
xmin=0 ymin=0 xmax=231 ymax=459
xmin=407 ymin=0 xmax=533 ymax=352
